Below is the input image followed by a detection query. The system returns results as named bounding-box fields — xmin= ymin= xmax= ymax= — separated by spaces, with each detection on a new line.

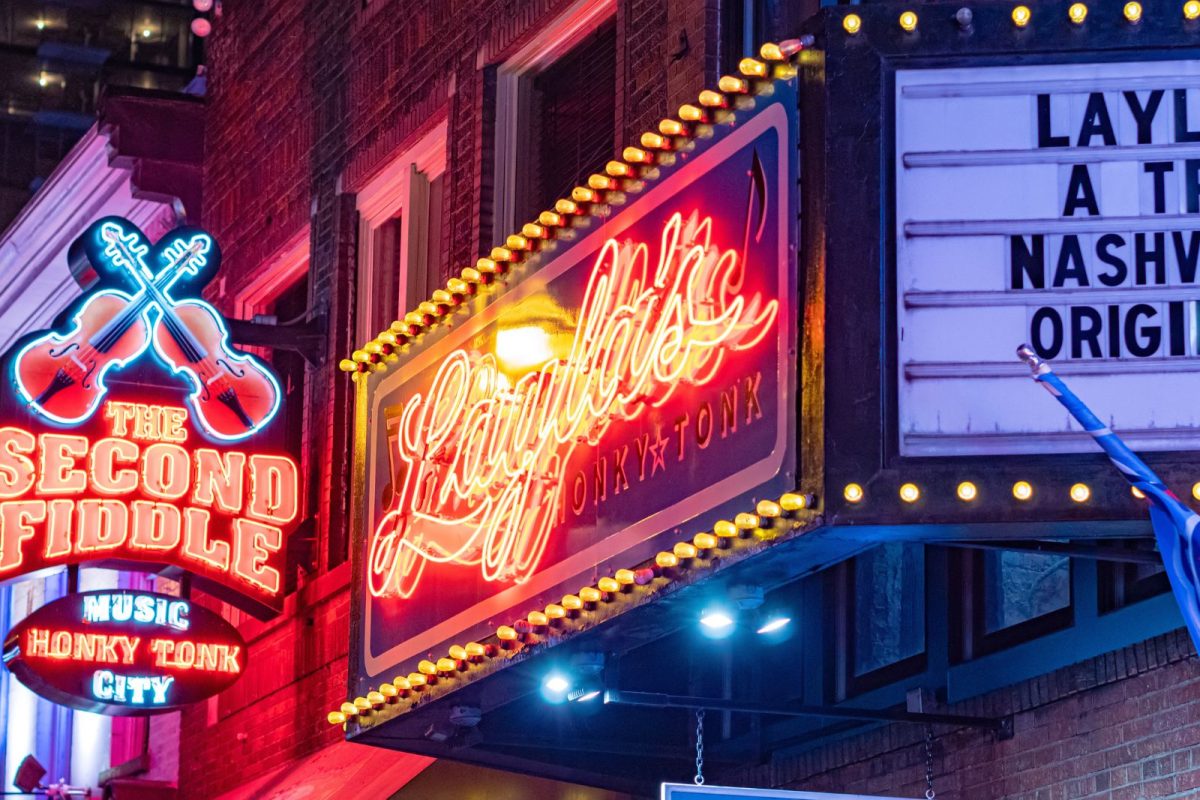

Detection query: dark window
xmin=520 ymin=21 xmax=616 ymax=222
xmin=836 ymin=543 xmax=927 ymax=697
xmin=720 ymin=0 xmax=771 ymax=75
xmin=954 ymin=549 xmax=1073 ymax=660
xmin=268 ymin=276 xmax=309 ymax=590
xmin=1100 ymin=539 xmax=1169 ymax=612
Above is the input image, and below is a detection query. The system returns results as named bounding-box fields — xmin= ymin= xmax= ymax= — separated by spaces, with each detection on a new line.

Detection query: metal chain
xmin=924 ymin=725 xmax=936 ymax=800
xmin=694 ymin=709 xmax=705 ymax=786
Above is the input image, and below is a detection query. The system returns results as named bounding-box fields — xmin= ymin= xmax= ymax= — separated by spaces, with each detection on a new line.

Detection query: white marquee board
xmin=896 ymin=60 xmax=1200 ymax=456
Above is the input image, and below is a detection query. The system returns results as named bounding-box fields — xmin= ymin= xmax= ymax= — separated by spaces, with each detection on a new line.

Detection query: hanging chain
xmin=924 ymin=725 xmax=936 ymax=800
xmin=694 ymin=709 xmax=705 ymax=786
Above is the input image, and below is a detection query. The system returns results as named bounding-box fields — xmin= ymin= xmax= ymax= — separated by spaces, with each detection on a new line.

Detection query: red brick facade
xmin=179 ymin=1 xmax=1200 ymax=798
xmin=183 ymin=1 xmax=724 ymax=796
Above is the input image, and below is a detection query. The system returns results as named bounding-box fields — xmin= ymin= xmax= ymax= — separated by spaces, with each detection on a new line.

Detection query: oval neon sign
xmin=2 ymin=589 xmax=246 ymax=715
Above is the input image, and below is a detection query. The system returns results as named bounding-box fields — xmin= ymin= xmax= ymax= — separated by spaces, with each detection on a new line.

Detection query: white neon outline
xmin=98 ymin=222 xmax=284 ymax=443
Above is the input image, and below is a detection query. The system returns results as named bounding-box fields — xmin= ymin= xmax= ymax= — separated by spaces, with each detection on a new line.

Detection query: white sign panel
xmin=896 ymin=60 xmax=1200 ymax=456
xmin=661 ymin=785 xmax=914 ymax=800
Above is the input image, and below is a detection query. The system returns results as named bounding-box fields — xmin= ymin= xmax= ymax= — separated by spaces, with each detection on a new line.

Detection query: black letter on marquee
xmin=1169 ymin=301 xmax=1187 ymax=356
xmin=1077 ymin=93 xmax=1117 ymax=147
xmin=1176 ymin=89 xmax=1200 ymax=142
xmin=1108 ymin=305 xmax=1122 ymax=358
xmin=1174 ymin=231 xmax=1200 ymax=284
xmin=1125 ymin=304 xmax=1161 ymax=357
xmin=1144 ymin=161 xmax=1174 ymax=214
xmin=1063 ymin=165 xmax=1100 ymax=217
xmin=1037 ymin=95 xmax=1069 ymax=148
xmin=1096 ymin=233 xmax=1128 ymax=287
xmin=1071 ymin=306 xmax=1103 ymax=359
xmin=1053 ymin=235 xmax=1090 ymax=287
xmin=1010 ymin=235 xmax=1045 ymax=289
xmin=1031 ymin=307 xmax=1064 ymax=359
xmin=1124 ymin=90 xmax=1164 ymax=144
xmin=1187 ymin=159 xmax=1200 ymax=213
xmin=1135 ymin=232 xmax=1166 ymax=285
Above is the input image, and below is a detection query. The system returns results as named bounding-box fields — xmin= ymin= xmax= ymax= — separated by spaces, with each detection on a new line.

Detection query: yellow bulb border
xmin=327 ymin=487 xmax=819 ymax=729
xmin=341 ymin=38 xmax=813 ymax=373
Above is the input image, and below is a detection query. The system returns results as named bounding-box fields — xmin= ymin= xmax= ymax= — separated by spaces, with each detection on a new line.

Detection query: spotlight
xmin=542 ymin=673 xmax=571 ymax=703
xmin=756 ymin=616 xmax=791 ymax=635
xmin=700 ymin=609 xmax=735 ymax=631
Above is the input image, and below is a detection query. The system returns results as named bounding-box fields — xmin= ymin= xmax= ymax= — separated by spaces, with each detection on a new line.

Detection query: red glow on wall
xmin=367 ymin=210 xmax=779 ymax=599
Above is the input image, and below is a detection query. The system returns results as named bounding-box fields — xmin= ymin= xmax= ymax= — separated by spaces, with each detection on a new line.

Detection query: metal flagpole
xmin=1016 ymin=344 xmax=1200 ymax=654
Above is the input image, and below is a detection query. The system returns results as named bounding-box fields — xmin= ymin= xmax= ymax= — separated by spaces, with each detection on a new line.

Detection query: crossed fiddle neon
xmin=12 ymin=218 xmax=281 ymax=441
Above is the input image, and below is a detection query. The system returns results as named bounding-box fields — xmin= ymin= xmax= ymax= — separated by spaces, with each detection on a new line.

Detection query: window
xmin=492 ymin=0 xmax=616 ymax=242
xmin=1100 ymin=538 xmax=1169 ymax=612
xmin=954 ymin=549 xmax=1073 ymax=660
xmin=356 ymin=121 xmax=447 ymax=342
xmin=720 ymin=0 xmax=771 ymax=75
xmin=835 ymin=543 xmax=927 ymax=697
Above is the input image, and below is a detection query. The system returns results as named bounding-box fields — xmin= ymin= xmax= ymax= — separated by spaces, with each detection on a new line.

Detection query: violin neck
xmin=87 ymin=264 xmax=183 ymax=354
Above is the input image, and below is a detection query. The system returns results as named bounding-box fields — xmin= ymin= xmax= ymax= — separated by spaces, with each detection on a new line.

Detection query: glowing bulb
xmin=1070 ymin=483 xmax=1091 ymax=503
xmin=562 ymin=594 xmax=583 ymax=611
xmin=756 ymin=499 xmax=782 ymax=518
xmin=497 ymin=625 xmax=518 ymax=641
xmin=1068 ymin=3 xmax=1087 ymax=23
xmin=656 ymin=551 xmax=680 ymax=568
xmin=957 ymin=481 xmax=978 ymax=502
xmin=142 ymin=27 xmax=153 ymax=38
xmin=37 ymin=74 xmax=48 ymax=88
xmin=328 ymin=711 xmax=346 ymax=725
xmin=693 ymin=532 xmax=718 ymax=550
xmin=779 ymin=493 xmax=808 ymax=511
xmin=844 ymin=483 xmax=864 ymax=503
xmin=367 ymin=691 xmax=385 ymax=706
xmin=579 ymin=586 xmax=602 ymax=604
xmin=614 ymin=569 xmax=636 ymax=586
xmin=495 ymin=325 xmax=554 ymax=372
xmin=899 ymin=10 xmax=918 ymax=31
xmin=700 ymin=610 xmax=735 ymax=630
xmin=1186 ymin=0 xmax=1200 ymax=19
xmin=1124 ymin=1 xmax=1142 ymax=21
xmin=596 ymin=577 xmax=620 ymax=594
xmin=35 ymin=19 xmax=46 ymax=30
xmin=713 ymin=520 xmax=738 ymax=538
xmin=1012 ymin=5 xmax=1031 ymax=26
xmin=1192 ymin=482 xmax=1200 ymax=501
xmin=544 ymin=674 xmax=570 ymax=694
xmin=1013 ymin=481 xmax=1033 ymax=501
xmin=673 ymin=542 xmax=698 ymax=559
xmin=843 ymin=13 xmax=862 ymax=34
xmin=757 ymin=616 xmax=791 ymax=634
xmin=899 ymin=483 xmax=920 ymax=503
xmin=1132 ymin=486 xmax=1146 ymax=499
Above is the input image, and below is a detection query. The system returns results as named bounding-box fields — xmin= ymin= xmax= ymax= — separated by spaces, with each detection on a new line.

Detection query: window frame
xmin=355 ymin=119 xmax=448 ymax=344
xmin=490 ymin=0 xmax=616 ymax=244
xmin=833 ymin=543 xmax=929 ymax=700
xmin=952 ymin=548 xmax=1075 ymax=662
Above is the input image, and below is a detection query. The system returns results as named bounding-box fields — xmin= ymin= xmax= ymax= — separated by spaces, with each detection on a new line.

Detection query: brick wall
xmin=728 ymin=629 xmax=1200 ymax=800
xmin=183 ymin=0 xmax=718 ymax=797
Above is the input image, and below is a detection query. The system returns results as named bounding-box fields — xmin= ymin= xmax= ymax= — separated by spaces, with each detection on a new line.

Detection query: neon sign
xmin=0 ymin=217 xmax=298 ymax=617
xmin=368 ymin=211 xmax=779 ymax=599
xmin=3 ymin=590 xmax=246 ymax=715
xmin=353 ymin=90 xmax=797 ymax=686
xmin=13 ymin=218 xmax=281 ymax=442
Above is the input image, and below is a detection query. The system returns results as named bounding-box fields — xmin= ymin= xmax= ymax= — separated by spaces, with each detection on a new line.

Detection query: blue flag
xmin=1018 ymin=345 xmax=1200 ymax=653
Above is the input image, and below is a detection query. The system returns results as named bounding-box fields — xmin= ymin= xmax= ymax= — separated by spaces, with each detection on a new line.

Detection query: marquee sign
xmin=662 ymin=786 xmax=914 ymax=800
xmin=2 ymin=589 xmax=246 ymax=715
xmin=0 ymin=218 xmax=297 ymax=617
xmin=352 ymin=87 xmax=797 ymax=689
xmin=896 ymin=59 xmax=1200 ymax=456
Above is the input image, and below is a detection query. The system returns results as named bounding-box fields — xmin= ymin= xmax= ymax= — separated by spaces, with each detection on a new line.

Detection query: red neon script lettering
xmin=368 ymin=211 xmax=778 ymax=598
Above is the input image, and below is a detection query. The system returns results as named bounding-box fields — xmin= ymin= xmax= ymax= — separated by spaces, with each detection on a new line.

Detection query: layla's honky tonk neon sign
xmin=368 ymin=210 xmax=779 ymax=599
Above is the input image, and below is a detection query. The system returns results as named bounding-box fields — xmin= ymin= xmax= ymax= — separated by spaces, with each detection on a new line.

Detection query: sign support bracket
xmin=602 ymin=690 xmax=1014 ymax=740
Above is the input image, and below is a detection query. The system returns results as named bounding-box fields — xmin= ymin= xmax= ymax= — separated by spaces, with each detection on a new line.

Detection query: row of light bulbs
xmin=842 ymin=480 xmax=1200 ymax=504
xmin=842 ymin=0 xmax=1198 ymax=35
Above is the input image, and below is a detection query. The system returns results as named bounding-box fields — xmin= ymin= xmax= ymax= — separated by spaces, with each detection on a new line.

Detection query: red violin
xmin=13 ymin=259 xmax=186 ymax=425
